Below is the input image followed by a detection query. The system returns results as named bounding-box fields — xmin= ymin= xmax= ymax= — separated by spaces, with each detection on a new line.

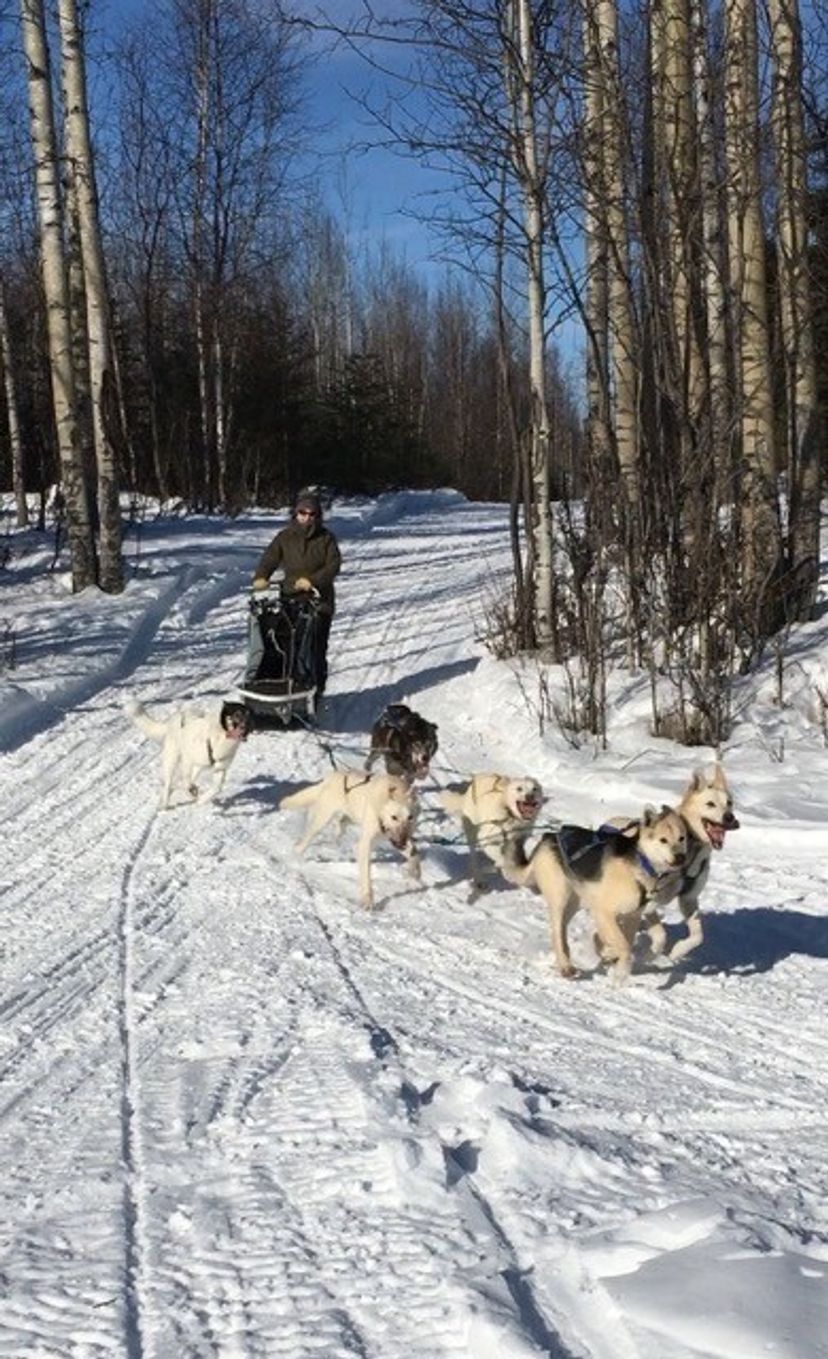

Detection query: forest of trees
xmin=0 ymin=0 xmax=825 ymax=742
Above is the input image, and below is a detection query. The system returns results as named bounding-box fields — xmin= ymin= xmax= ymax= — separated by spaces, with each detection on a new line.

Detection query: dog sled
xmin=238 ymin=584 xmax=323 ymax=726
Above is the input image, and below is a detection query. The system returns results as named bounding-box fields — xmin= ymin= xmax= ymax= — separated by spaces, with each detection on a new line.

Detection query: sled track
xmin=115 ymin=810 xmax=161 ymax=1359
xmin=246 ymin=846 xmax=585 ymax=1358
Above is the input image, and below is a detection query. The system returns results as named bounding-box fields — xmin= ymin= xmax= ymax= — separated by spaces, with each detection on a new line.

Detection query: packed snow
xmin=1 ymin=490 xmax=827 ymax=1359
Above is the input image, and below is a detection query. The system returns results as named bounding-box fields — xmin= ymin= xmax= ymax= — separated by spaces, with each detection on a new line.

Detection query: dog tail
xmin=125 ymin=696 xmax=168 ymax=744
xmin=280 ymin=783 xmax=319 ymax=811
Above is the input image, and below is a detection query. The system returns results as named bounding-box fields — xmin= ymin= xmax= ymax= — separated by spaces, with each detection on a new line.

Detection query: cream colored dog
xmin=126 ymin=696 xmax=251 ymax=809
xmin=280 ymin=769 xmax=419 ymax=909
xmin=440 ymin=773 xmax=543 ymax=897
xmin=516 ymin=808 xmax=688 ymax=982
xmin=608 ymin=764 xmax=739 ymax=962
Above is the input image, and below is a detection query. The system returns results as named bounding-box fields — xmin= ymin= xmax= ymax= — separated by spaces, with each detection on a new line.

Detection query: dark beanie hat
xmin=294 ymin=487 xmax=322 ymax=515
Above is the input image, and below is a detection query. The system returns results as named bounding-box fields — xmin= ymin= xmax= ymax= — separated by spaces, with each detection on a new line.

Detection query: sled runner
xmin=238 ymin=586 xmax=323 ymax=726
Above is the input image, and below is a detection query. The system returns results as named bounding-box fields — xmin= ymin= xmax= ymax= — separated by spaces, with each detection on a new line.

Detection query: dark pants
xmin=314 ymin=611 xmax=332 ymax=694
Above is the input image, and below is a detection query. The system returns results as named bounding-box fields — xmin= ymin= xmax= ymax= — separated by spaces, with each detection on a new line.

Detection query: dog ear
xmin=642 ymin=804 xmax=658 ymax=826
xmin=711 ymin=764 xmax=727 ymax=789
xmin=661 ymin=803 xmax=672 ymax=815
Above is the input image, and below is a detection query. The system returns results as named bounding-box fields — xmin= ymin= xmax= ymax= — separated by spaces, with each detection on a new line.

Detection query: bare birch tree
xmin=0 ymin=275 xmax=27 ymax=527
xmin=58 ymin=0 xmax=123 ymax=591
xmin=768 ymin=0 xmax=821 ymax=617
xmin=504 ymin=0 xmax=555 ymax=650
xmin=724 ymin=0 xmax=780 ymax=595
xmin=20 ymin=0 xmax=95 ymax=590
xmin=596 ymin=0 xmax=639 ymax=507
xmin=582 ymin=0 xmax=611 ymax=482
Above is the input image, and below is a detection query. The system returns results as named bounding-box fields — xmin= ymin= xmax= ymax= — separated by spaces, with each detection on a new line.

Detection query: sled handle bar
xmin=249 ymin=585 xmax=321 ymax=602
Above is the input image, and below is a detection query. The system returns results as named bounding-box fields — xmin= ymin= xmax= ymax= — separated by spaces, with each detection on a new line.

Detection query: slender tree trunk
xmin=494 ymin=162 xmax=531 ymax=643
xmin=508 ymin=0 xmax=554 ymax=651
xmin=724 ymin=0 xmax=780 ymax=593
xmin=769 ymin=0 xmax=820 ymax=616
xmin=63 ymin=167 xmax=95 ymax=494
xmin=583 ymin=0 xmax=611 ymax=481
xmin=659 ymin=0 xmax=705 ymax=441
xmin=598 ymin=0 xmax=639 ymax=505
xmin=692 ymin=0 xmax=729 ymax=486
xmin=20 ymin=0 xmax=95 ymax=590
xmin=58 ymin=0 xmax=123 ymax=591
xmin=193 ymin=0 xmax=214 ymax=510
xmin=0 ymin=277 xmax=28 ymax=527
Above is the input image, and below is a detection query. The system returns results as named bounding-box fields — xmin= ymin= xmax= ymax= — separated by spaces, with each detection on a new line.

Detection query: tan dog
xmin=440 ymin=773 xmax=543 ymax=897
xmin=280 ymin=769 xmax=419 ymax=909
xmin=608 ymin=765 xmax=739 ymax=963
xmin=516 ymin=808 xmax=688 ymax=982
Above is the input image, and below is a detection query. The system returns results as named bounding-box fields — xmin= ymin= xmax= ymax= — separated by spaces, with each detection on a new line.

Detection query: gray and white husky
xmin=608 ymin=764 xmax=739 ymax=963
xmin=126 ymin=696 xmax=251 ymax=809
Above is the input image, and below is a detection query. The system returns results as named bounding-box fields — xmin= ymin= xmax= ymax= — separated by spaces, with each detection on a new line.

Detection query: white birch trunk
xmin=598 ymin=0 xmax=639 ymax=504
xmin=724 ymin=0 xmax=779 ymax=589
xmin=659 ymin=0 xmax=704 ymax=434
xmin=58 ymin=0 xmax=123 ymax=591
xmin=691 ymin=0 xmax=728 ymax=474
xmin=193 ymin=0 xmax=214 ymax=511
xmin=768 ymin=0 xmax=820 ymax=615
xmin=510 ymin=0 xmax=555 ymax=650
xmin=0 ymin=277 xmax=28 ymax=527
xmin=20 ymin=0 xmax=95 ymax=590
xmin=583 ymin=0 xmax=611 ymax=476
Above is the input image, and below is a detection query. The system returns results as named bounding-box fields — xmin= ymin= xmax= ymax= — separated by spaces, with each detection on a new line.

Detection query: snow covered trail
xmin=1 ymin=492 xmax=827 ymax=1359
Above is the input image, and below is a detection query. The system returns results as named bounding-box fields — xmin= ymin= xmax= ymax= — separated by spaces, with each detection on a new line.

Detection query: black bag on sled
xmin=240 ymin=591 xmax=322 ymax=723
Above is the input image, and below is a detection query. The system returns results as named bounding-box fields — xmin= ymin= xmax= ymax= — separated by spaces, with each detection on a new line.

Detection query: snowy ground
xmin=1 ymin=490 xmax=827 ymax=1359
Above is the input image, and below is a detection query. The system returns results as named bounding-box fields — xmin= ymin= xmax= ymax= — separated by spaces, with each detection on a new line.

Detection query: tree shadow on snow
xmin=661 ymin=906 xmax=828 ymax=982
xmin=322 ymin=657 xmax=478 ymax=735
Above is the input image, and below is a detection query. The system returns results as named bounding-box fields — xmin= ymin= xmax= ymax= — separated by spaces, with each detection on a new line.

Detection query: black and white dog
xmin=365 ymin=703 xmax=438 ymax=782
xmin=126 ymin=697 xmax=251 ymax=809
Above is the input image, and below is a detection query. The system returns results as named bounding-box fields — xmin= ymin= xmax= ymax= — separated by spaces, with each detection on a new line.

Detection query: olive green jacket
xmin=254 ymin=519 xmax=341 ymax=612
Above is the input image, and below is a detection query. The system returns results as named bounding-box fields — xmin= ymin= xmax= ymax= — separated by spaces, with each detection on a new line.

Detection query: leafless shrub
xmin=478 ymin=584 xmax=535 ymax=661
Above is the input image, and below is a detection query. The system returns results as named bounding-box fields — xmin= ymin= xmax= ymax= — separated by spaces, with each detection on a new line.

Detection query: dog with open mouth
xmin=126 ymin=697 xmax=251 ymax=809
xmin=607 ymin=764 xmax=739 ymax=962
xmin=280 ymin=769 xmax=420 ymax=909
xmin=440 ymin=773 xmax=543 ymax=898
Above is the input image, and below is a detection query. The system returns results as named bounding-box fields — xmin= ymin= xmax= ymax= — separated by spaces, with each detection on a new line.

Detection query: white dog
xmin=280 ymin=768 xmax=419 ymax=909
xmin=126 ymin=697 xmax=251 ymax=809
xmin=440 ymin=773 xmax=543 ymax=897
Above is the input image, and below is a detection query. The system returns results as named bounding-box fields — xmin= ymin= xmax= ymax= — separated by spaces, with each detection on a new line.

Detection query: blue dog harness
xmin=555 ymin=822 xmax=658 ymax=882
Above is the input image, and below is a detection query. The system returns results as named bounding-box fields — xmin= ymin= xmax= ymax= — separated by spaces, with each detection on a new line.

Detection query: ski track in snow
xmin=1 ymin=495 xmax=827 ymax=1359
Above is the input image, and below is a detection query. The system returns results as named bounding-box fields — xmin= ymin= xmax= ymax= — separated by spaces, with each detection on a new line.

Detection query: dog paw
xmin=558 ymin=962 xmax=577 ymax=980
xmin=610 ymin=959 xmax=633 ymax=985
xmin=646 ymin=926 xmax=669 ymax=957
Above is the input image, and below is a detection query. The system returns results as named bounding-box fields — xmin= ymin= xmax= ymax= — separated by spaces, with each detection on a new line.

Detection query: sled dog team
xmin=127 ymin=696 xmax=738 ymax=982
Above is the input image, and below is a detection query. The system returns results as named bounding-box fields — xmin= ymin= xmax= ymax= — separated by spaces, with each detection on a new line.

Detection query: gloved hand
xmin=293 ymin=576 xmax=313 ymax=592
xmin=252 ymin=577 xmax=269 ymax=591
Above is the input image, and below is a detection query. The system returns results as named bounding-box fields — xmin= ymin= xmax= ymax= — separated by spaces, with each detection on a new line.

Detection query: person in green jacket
xmin=249 ymin=488 xmax=342 ymax=695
